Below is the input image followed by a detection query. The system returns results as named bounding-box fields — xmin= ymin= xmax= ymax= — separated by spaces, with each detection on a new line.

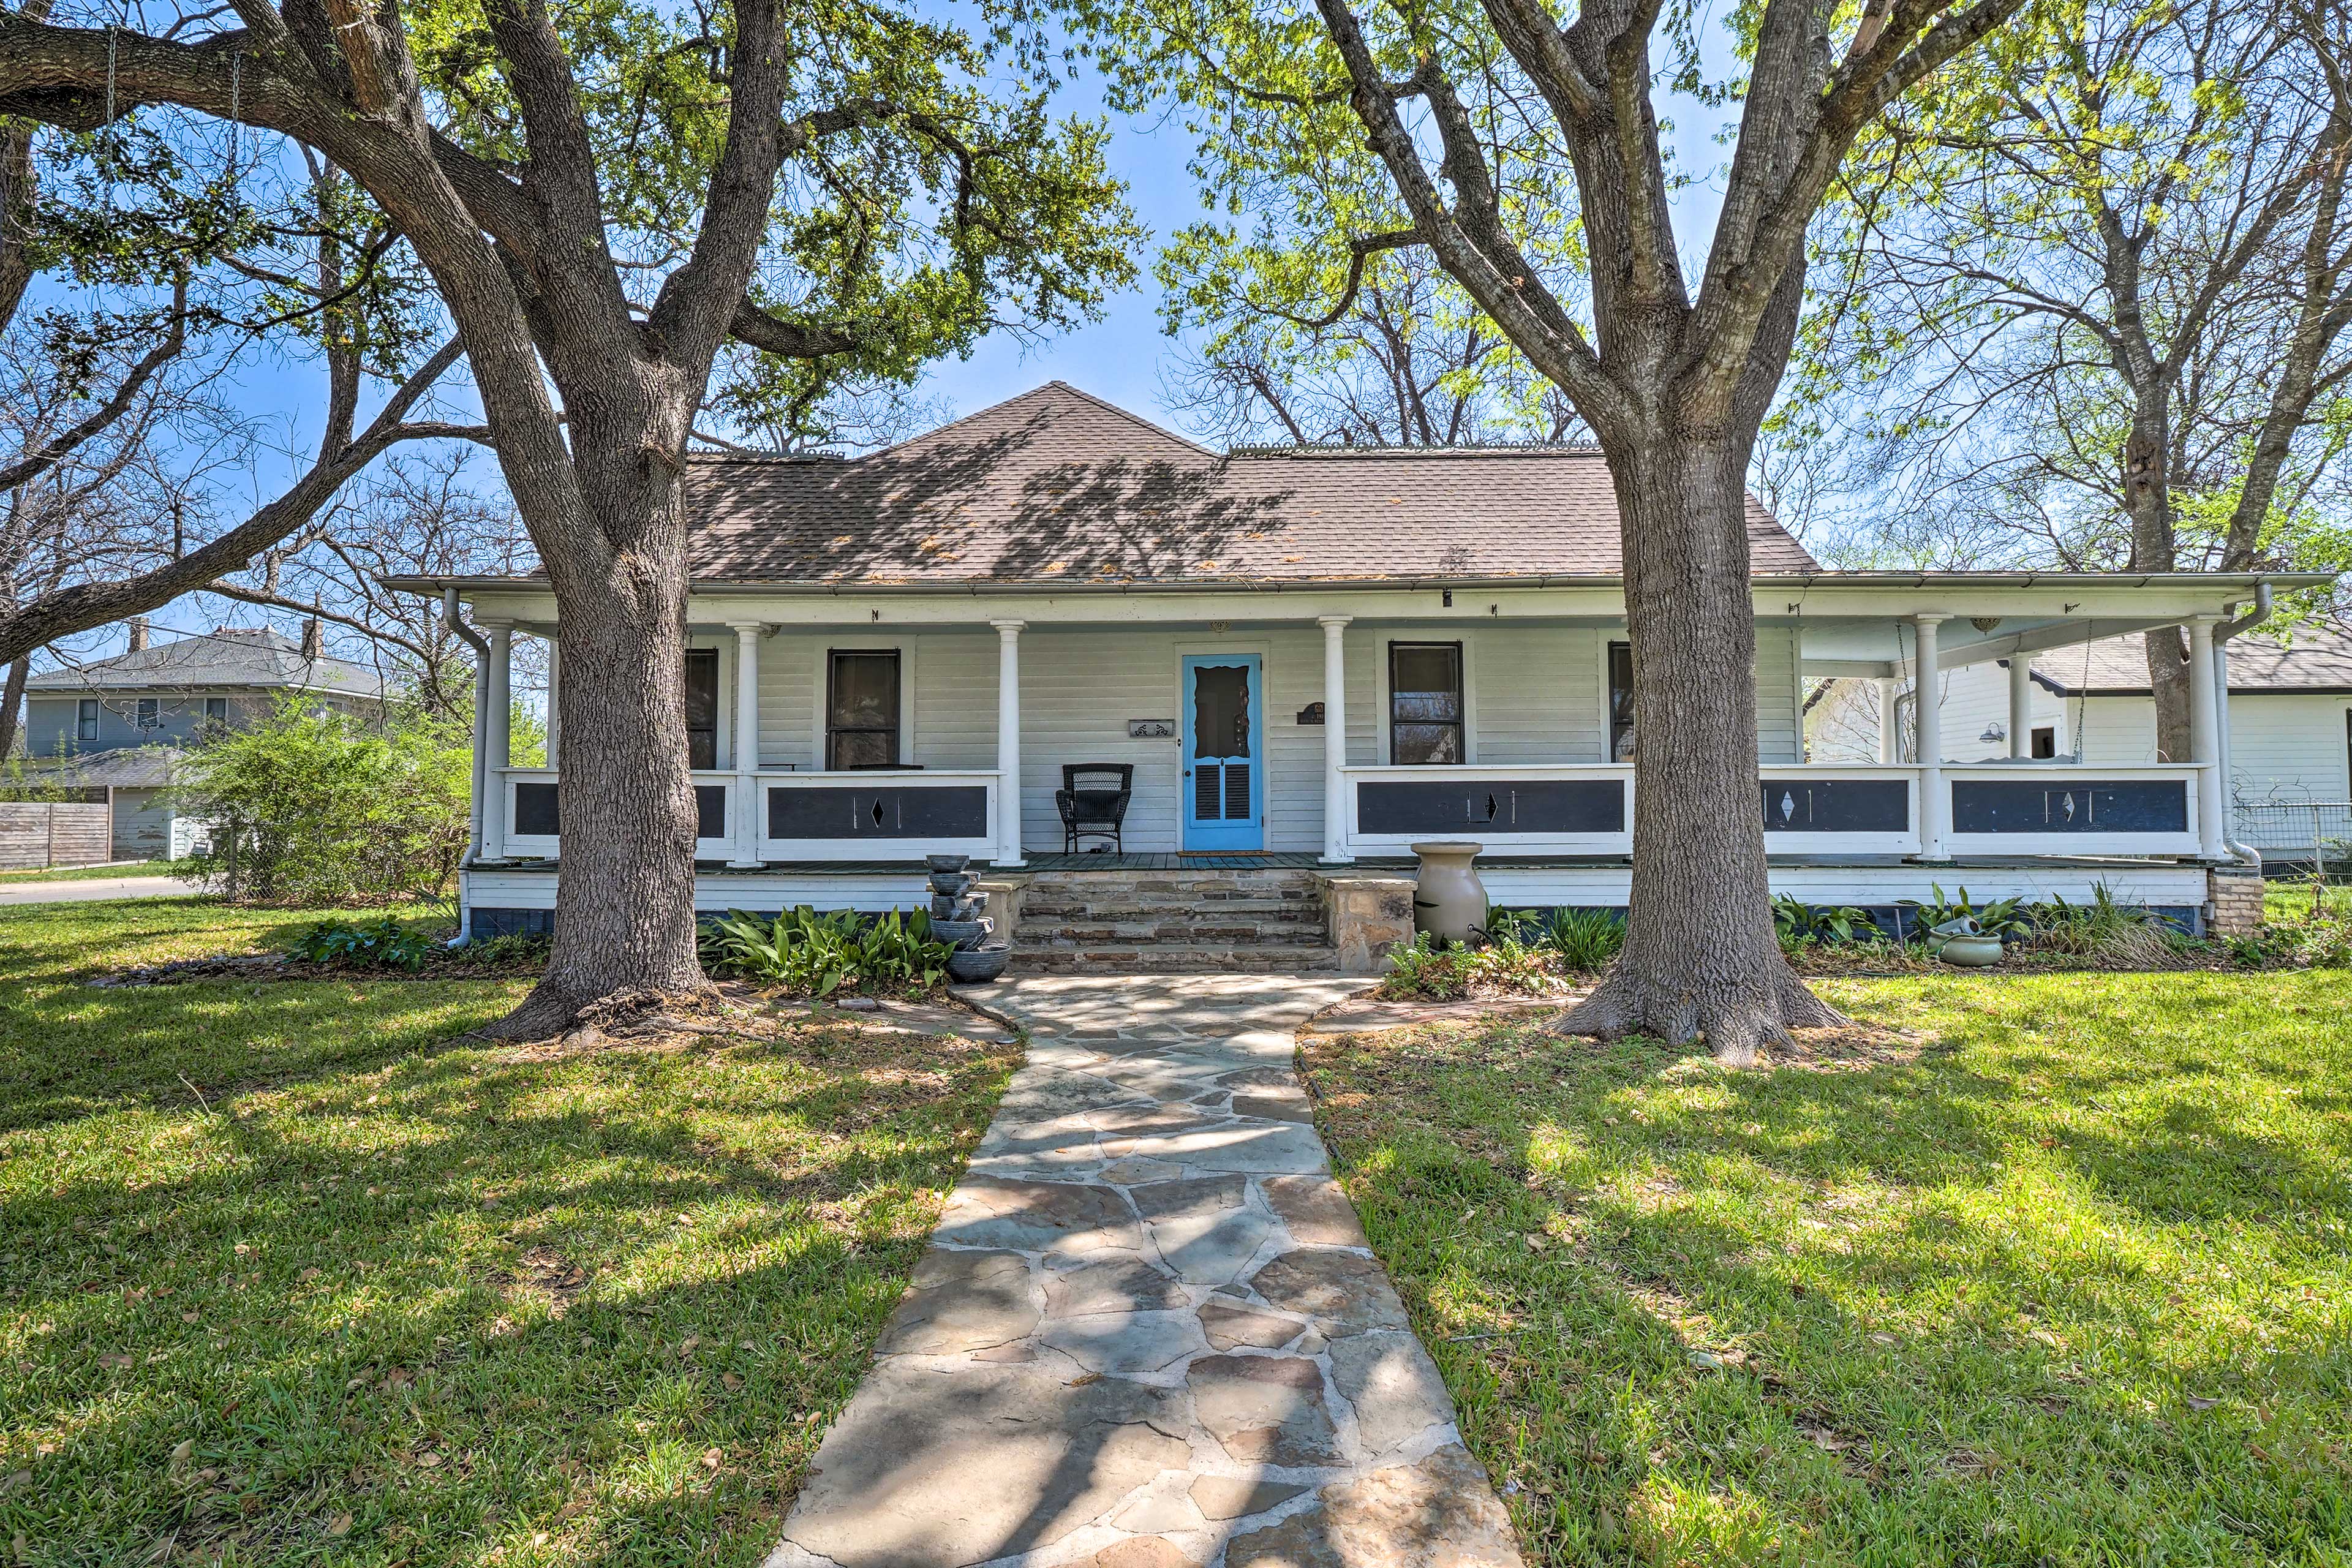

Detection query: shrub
xmin=173 ymin=700 xmax=470 ymax=906
xmin=285 ymin=914 xmax=437 ymax=972
xmin=1380 ymin=930 xmax=1567 ymax=998
xmin=700 ymin=906 xmax=951 ymax=996
xmin=1898 ymin=883 xmax=2029 ymax=940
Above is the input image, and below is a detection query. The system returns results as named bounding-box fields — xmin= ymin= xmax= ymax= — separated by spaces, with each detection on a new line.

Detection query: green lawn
xmin=0 ymin=900 xmax=1019 ymax=1566
xmin=0 ymin=858 xmax=177 ymax=883
xmin=2264 ymin=878 xmax=2352 ymax=922
xmin=1303 ymin=973 xmax=2352 ymax=1566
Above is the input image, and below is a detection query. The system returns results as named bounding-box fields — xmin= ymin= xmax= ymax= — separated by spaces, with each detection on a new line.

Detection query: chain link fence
xmin=2233 ymin=801 xmax=2352 ymax=878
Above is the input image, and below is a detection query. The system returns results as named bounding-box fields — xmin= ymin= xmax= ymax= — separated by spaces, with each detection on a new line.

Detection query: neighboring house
xmin=398 ymin=383 xmax=2330 ymax=965
xmin=1811 ymin=629 xmax=2352 ymax=862
xmin=10 ymin=624 xmax=388 ymax=860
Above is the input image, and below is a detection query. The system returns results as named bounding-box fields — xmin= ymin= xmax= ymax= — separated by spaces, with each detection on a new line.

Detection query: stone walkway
xmin=768 ymin=974 xmax=1523 ymax=1568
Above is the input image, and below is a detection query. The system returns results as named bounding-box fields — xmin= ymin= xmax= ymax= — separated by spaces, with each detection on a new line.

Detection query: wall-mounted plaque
xmin=1128 ymin=718 xmax=1175 ymax=738
xmin=1296 ymin=702 xmax=1325 ymax=726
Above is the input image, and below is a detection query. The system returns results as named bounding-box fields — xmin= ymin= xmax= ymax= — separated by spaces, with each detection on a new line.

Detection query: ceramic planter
xmin=1410 ymin=841 xmax=1488 ymax=943
xmin=931 ymin=916 xmax=992 ymax=950
xmin=946 ymin=945 xmax=1011 ymax=983
xmin=1937 ymin=933 xmax=2003 ymax=967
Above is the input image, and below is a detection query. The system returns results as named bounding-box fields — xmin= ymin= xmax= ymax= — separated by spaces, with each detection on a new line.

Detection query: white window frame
xmin=809 ymin=638 xmax=918 ymax=771
xmin=1373 ymin=629 xmax=1479 ymax=765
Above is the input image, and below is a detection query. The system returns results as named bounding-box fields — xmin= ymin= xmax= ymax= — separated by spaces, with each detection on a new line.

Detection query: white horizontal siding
xmin=2227 ymin=694 xmax=2351 ymax=802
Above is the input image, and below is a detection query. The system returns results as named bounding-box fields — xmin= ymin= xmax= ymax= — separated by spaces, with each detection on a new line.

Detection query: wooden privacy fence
xmin=0 ymin=802 xmax=111 ymax=871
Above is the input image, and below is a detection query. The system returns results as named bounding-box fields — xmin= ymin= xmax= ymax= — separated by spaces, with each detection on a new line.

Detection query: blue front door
xmin=1182 ymin=655 xmax=1264 ymax=851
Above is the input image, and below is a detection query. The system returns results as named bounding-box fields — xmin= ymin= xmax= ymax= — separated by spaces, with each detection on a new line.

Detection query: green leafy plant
xmin=1771 ymin=895 xmax=1879 ymax=946
xmin=172 ymin=699 xmax=471 ymax=907
xmin=1487 ymin=907 xmax=1625 ymax=971
xmin=1899 ymin=883 xmax=2029 ymax=941
xmin=463 ymin=932 xmax=553 ymax=970
xmin=700 ymin=906 xmax=950 ymax=996
xmin=285 ymin=915 xmax=437 ymax=973
xmin=2026 ymin=884 xmax=2153 ymax=954
xmin=1382 ymin=929 xmax=1567 ymax=998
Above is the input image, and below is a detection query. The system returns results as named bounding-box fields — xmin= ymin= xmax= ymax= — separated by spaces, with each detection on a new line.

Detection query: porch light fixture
xmin=1981 ymin=722 xmax=2007 ymax=742
xmin=1442 ymin=589 xmax=1453 ymax=607
xmin=1972 ymin=616 xmax=2003 ymax=631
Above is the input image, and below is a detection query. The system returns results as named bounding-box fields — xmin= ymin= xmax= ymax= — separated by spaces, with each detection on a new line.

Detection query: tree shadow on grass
xmin=1303 ymin=986 xmax=2352 ymax=1563
xmin=1 ymin=1020 xmax=1020 ymax=1567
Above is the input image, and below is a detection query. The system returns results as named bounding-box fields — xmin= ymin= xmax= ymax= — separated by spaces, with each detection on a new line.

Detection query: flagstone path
xmin=767 ymin=974 xmax=1525 ymax=1568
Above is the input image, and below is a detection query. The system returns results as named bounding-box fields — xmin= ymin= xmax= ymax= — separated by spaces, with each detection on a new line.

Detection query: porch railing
xmin=1338 ymin=762 xmax=2206 ymax=860
xmin=496 ymin=767 xmax=744 ymax=860
xmin=755 ymin=769 xmax=999 ymax=862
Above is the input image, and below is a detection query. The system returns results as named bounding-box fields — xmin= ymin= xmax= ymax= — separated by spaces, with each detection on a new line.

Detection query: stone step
xmin=1019 ymin=922 xmax=1334 ymax=946
xmin=1006 ymin=943 xmax=1341 ymax=974
xmin=1018 ymin=895 xmax=1321 ymax=919
xmin=1019 ymin=872 xmax=1321 ymax=894
xmin=1017 ymin=900 xmax=1325 ymax=926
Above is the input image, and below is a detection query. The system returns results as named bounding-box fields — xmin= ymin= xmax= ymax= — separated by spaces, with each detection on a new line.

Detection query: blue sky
xmin=78 ymin=14 xmax=1743 ymax=659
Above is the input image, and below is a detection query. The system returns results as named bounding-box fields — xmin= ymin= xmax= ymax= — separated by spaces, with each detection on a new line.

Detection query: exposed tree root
xmin=1554 ymin=959 xmax=1849 ymax=1068
xmin=485 ymin=977 xmax=723 ymax=1045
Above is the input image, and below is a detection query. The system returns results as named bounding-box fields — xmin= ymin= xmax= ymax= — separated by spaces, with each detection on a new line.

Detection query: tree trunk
xmin=2119 ymin=402 xmax=2193 ymax=762
xmin=1556 ymin=431 xmax=1845 ymax=1066
xmin=0 ymin=656 xmax=25 ymax=762
xmin=485 ymin=396 xmax=712 ymax=1039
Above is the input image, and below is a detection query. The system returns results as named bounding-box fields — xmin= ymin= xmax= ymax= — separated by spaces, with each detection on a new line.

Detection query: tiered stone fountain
xmin=927 ymin=854 xmax=1010 ymax=982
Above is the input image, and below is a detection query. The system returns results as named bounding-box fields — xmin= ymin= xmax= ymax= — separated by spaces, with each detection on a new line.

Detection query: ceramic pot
xmin=946 ymin=945 xmax=1011 ymax=984
xmin=925 ymin=854 xmax=971 ymax=873
xmin=1410 ymin=841 xmax=1488 ymax=943
xmin=930 ymin=895 xmax=981 ymax=922
xmin=1937 ymin=933 xmax=2003 ymax=967
xmin=929 ymin=870 xmax=976 ymax=898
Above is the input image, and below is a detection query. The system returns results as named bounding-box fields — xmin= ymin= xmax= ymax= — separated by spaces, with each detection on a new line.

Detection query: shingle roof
xmin=2029 ymin=628 xmax=2352 ymax=693
xmin=24 ymin=628 xmax=387 ymax=698
xmin=10 ymin=746 xmax=181 ymax=787
xmin=685 ymin=382 xmax=1819 ymax=584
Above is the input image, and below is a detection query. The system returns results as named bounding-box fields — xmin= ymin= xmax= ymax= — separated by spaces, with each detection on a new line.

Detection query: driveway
xmin=0 ymin=875 xmax=193 ymax=906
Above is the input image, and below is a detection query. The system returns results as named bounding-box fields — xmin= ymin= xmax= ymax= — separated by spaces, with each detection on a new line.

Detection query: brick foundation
xmin=2207 ymin=865 xmax=2265 ymax=937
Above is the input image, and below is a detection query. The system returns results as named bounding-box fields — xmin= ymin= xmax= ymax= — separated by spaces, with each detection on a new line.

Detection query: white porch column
xmin=541 ymin=635 xmax=560 ymax=762
xmin=1913 ymin=615 xmax=1948 ymax=859
xmin=481 ymin=620 xmax=513 ymax=861
xmin=992 ymin=619 xmax=1025 ymax=867
xmin=1877 ymin=678 xmax=1901 ymax=764
xmin=2188 ymin=616 xmax=2225 ymax=859
xmin=2007 ymin=650 xmax=2032 ymax=758
xmin=728 ymin=622 xmax=763 ymax=868
xmin=1319 ymin=616 xmax=1352 ymax=864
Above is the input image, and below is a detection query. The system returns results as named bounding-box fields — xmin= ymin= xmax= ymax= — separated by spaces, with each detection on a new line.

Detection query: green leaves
xmin=699 ymin=905 xmax=952 ymax=995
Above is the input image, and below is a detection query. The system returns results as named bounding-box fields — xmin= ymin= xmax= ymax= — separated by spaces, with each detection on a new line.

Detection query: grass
xmin=0 ymin=858 xmax=178 ymax=883
xmin=0 ymin=899 xmax=1020 ymax=1566
xmin=1302 ymin=973 xmax=2352 ymax=1565
xmin=2264 ymin=878 xmax=2352 ymax=922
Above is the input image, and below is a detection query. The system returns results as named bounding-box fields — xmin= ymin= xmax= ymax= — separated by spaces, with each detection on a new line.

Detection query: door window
xmin=684 ymin=649 xmax=720 ymax=770
xmin=1389 ymin=643 xmax=1463 ymax=764
xmin=827 ymin=650 xmax=902 ymax=770
xmin=1189 ymin=662 xmax=1253 ymax=823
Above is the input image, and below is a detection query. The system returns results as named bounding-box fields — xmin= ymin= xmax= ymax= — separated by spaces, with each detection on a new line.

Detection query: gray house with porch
xmin=399 ymin=383 xmax=2323 ymax=968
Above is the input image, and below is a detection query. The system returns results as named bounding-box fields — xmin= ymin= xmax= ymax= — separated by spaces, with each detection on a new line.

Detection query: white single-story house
xmin=9 ymin=623 xmax=388 ymax=860
xmin=395 ymin=384 xmax=2328 ymax=969
xmin=1811 ymin=628 xmax=2352 ymax=864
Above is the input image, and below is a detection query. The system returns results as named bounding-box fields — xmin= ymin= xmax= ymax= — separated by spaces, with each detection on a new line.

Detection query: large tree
xmin=0 ymin=0 xmax=1138 ymax=1035
xmin=1076 ymin=0 xmax=2023 ymax=1060
xmin=1782 ymin=0 xmax=2352 ymax=757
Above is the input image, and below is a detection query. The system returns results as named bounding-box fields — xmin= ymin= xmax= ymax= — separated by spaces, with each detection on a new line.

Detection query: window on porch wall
xmin=827 ymin=649 xmax=902 ymax=770
xmin=1608 ymin=641 xmax=1635 ymax=762
xmin=1389 ymin=642 xmax=1463 ymax=764
xmin=684 ymin=649 xmax=720 ymax=770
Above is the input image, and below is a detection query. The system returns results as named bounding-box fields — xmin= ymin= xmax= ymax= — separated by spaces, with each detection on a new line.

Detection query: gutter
xmin=443 ymin=586 xmax=491 ymax=946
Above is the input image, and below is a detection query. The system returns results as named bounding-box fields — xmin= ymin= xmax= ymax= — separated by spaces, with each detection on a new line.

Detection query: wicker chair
xmin=1056 ymin=763 xmax=1134 ymax=854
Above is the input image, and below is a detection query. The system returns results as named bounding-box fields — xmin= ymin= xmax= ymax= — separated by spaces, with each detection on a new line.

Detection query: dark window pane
xmin=1393 ymin=724 xmax=1462 ymax=766
xmin=1389 ymin=643 xmax=1463 ymax=764
xmin=684 ymin=649 xmax=720 ymax=770
xmin=1608 ymin=641 xmax=1636 ymax=763
xmin=1191 ymin=665 xmax=1250 ymax=759
xmin=827 ymin=650 xmax=900 ymax=771
xmin=832 ymin=729 xmax=896 ymax=770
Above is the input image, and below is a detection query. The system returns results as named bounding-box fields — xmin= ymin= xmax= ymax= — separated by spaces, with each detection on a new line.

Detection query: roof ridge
xmin=1041 ymin=380 xmax=1218 ymax=459
xmin=863 ymin=381 xmax=1214 ymax=464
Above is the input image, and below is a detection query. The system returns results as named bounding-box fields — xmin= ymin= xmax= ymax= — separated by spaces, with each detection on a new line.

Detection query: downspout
xmin=2214 ymin=582 xmax=2275 ymax=867
xmin=445 ymin=587 xmax=491 ymax=945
